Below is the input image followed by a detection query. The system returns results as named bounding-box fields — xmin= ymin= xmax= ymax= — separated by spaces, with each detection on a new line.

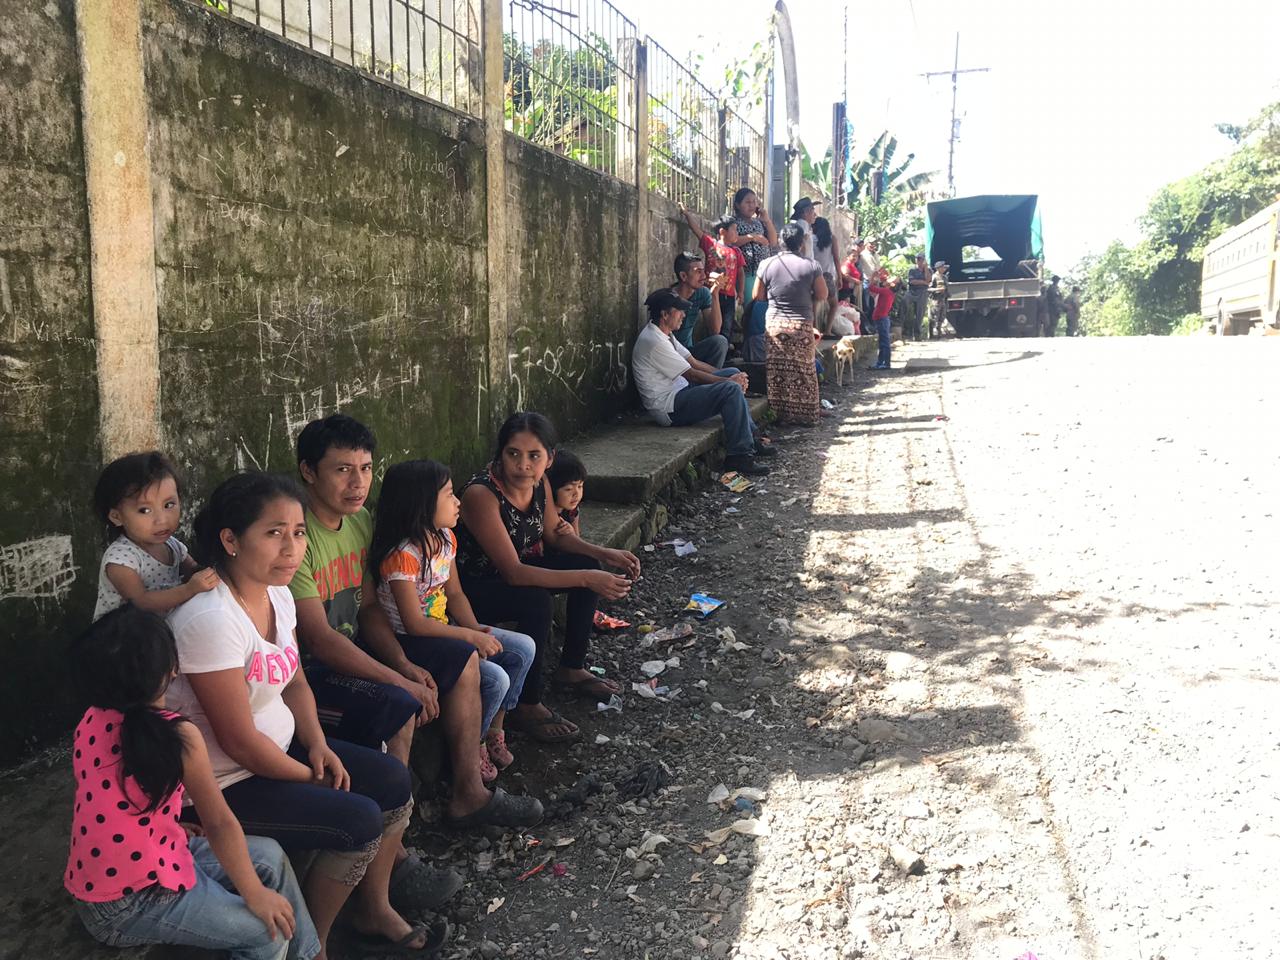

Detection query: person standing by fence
xmin=725 ymin=187 xmax=778 ymax=311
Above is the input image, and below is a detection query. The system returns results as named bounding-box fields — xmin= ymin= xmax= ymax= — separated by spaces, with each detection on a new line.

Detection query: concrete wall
xmin=503 ymin=135 xmax=637 ymax=438
xmin=0 ymin=0 xmax=101 ymax=759
xmin=143 ymin=1 xmax=492 ymax=500
xmin=0 ymin=0 xmax=745 ymax=763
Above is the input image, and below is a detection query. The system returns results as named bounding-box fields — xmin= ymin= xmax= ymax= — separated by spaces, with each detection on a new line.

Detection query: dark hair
xmin=192 ymin=472 xmax=304 ymax=568
xmin=813 ymin=217 xmax=833 ymax=252
xmin=296 ymin=414 xmax=377 ymax=470
xmin=731 ymin=187 xmax=756 ymax=216
xmin=547 ymin=449 xmax=587 ymax=491
xmin=70 ymin=606 xmax=185 ymax=813
xmin=673 ymin=251 xmax=703 ymax=280
xmin=368 ymin=459 xmax=453 ymax=589
xmin=711 ymin=215 xmax=736 ymax=235
xmin=494 ymin=411 xmax=558 ymax=467
xmin=779 ymin=221 xmax=805 ymax=253
xmin=93 ymin=452 xmax=181 ymax=545
xmin=838 ymin=287 xmax=857 ymax=303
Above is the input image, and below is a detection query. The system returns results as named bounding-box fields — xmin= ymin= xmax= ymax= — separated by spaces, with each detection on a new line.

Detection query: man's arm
xmin=700 ymin=288 xmax=723 ymax=336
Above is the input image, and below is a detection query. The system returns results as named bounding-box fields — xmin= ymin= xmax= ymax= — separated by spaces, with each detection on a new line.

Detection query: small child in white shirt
xmin=92 ymin=452 xmax=219 ymax=620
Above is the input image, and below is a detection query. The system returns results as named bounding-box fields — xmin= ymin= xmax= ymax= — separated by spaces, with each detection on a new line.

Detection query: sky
xmin=619 ymin=0 xmax=1280 ymax=270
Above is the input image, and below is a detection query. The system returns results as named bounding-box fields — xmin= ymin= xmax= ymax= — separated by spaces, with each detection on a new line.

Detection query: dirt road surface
xmin=406 ymin=337 xmax=1280 ymax=959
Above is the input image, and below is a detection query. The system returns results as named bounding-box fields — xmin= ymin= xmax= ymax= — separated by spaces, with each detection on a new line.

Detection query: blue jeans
xmin=690 ymin=334 xmax=729 ymax=369
xmin=306 ymin=665 xmax=420 ymax=749
xmin=219 ymin=738 xmax=411 ymax=851
xmin=477 ymin=626 xmax=537 ymax=733
xmin=671 ymin=368 xmax=755 ymax=457
xmin=74 ymin=835 xmax=320 ymax=960
xmin=876 ymin=317 xmax=892 ymax=366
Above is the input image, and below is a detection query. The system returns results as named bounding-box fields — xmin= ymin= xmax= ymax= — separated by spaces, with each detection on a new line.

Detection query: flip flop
xmin=552 ymin=675 xmax=622 ymax=701
xmin=507 ymin=707 xmax=581 ymax=743
xmin=389 ymin=854 xmax=462 ymax=914
xmin=350 ymin=918 xmax=450 ymax=956
xmin=444 ymin=787 xmax=545 ymax=830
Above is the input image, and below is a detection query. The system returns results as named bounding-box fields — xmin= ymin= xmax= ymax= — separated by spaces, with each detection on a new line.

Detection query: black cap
xmin=644 ymin=288 xmax=693 ymax=315
xmin=792 ymin=197 xmax=820 ymax=216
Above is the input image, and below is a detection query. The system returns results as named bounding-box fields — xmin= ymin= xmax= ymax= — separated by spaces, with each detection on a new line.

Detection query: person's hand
xmin=729 ymin=371 xmax=749 ymax=393
xmin=814 ymin=329 xmax=823 ymax=343
xmin=554 ymin=517 xmax=574 ymax=536
xmin=462 ymin=626 xmax=502 ymax=658
xmin=244 ymin=887 xmax=296 ymax=942
xmin=750 ymin=233 xmax=767 ymax=244
xmin=600 ymin=548 xmax=641 ymax=579
xmin=394 ymin=674 xmax=438 ymax=724
xmin=677 ymin=200 xmax=687 ymax=213
xmin=187 ymin=568 xmax=220 ymax=596
xmin=583 ymin=569 xmax=632 ymax=600
xmin=307 ymin=743 xmax=350 ymax=790
xmin=180 ymin=821 xmax=205 ymax=839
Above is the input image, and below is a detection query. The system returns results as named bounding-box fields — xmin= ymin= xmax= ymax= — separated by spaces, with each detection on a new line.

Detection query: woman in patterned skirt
xmin=753 ymin=222 xmax=828 ymax=426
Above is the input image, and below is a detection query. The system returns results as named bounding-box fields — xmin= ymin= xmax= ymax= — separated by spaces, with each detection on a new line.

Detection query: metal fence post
xmin=481 ymin=0 xmax=509 ymax=424
xmin=633 ymin=38 xmax=650 ymax=331
xmin=717 ymin=104 xmax=729 ymax=215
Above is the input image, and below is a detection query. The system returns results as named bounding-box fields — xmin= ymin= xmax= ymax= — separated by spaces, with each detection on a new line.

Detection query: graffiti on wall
xmin=0 ymin=535 xmax=76 ymax=601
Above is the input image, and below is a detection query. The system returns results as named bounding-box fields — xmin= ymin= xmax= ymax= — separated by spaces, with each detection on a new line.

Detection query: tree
xmin=1075 ymin=100 xmax=1280 ymax=336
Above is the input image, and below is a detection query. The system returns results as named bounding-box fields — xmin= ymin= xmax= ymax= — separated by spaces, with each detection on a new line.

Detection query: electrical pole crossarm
xmin=919 ymin=33 xmax=990 ymax=197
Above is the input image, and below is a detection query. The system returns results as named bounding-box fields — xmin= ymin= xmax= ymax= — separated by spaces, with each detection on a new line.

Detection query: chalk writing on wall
xmin=0 ymin=535 xmax=76 ymax=601
xmin=504 ymin=329 xmax=630 ymax=412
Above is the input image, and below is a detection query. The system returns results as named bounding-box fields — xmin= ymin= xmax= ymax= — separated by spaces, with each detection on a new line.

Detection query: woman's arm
xmin=752 ymin=274 xmax=765 ymax=304
xmin=813 ymin=271 xmax=828 ymax=303
xmin=460 ymin=485 xmax=593 ymax=591
xmin=760 ymin=208 xmax=778 ymax=247
xmin=186 ymin=669 xmax=315 ymax=783
xmin=541 ymin=481 xmax=641 ymax=579
xmin=279 ymin=664 xmax=350 ymax=790
xmin=180 ymin=724 xmax=296 ymax=940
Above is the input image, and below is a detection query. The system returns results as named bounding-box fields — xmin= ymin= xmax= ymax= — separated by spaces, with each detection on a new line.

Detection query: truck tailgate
xmin=947 ymin=279 xmax=1041 ymax=301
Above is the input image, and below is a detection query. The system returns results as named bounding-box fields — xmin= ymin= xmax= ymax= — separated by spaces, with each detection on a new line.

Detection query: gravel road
xmin=412 ymin=335 xmax=1280 ymax=960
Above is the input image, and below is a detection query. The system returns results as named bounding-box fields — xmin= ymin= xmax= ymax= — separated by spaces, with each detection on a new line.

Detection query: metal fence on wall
xmin=721 ymin=106 xmax=766 ymax=199
xmin=199 ymin=0 xmax=482 ymax=116
xmin=645 ymin=38 xmax=720 ymax=215
xmin=502 ymin=0 xmax=639 ymax=182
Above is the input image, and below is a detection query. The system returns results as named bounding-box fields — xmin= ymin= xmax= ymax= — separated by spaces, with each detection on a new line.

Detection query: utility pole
xmin=920 ymin=33 xmax=988 ymax=197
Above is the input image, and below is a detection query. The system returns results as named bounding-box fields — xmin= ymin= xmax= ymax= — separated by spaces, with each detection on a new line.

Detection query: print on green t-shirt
xmin=288 ymin=508 xmax=373 ymax=639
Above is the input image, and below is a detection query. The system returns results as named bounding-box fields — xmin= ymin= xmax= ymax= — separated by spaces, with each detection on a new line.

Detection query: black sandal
xmin=506 ymin=707 xmax=581 ymax=743
xmin=350 ymin=918 xmax=450 ymax=956
xmin=552 ymin=675 xmax=622 ymax=701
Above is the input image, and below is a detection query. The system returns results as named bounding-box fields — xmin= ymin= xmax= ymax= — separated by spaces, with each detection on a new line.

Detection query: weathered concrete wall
xmin=503 ymin=136 xmax=637 ymax=438
xmin=142 ymin=0 xmax=492 ymax=496
xmin=0 ymin=0 xmax=101 ymax=760
xmin=0 ymin=0 xmax=740 ymax=765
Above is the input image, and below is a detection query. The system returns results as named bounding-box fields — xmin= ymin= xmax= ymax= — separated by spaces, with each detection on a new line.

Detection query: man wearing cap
xmin=858 ymin=239 xmax=882 ymax=320
xmin=907 ymin=253 xmax=931 ymax=340
xmin=928 ymin=261 xmax=949 ymax=339
xmin=669 ymin=251 xmax=730 ymax=369
xmin=632 ymin=288 xmax=775 ymax=477
xmin=790 ymin=197 xmax=820 ymax=261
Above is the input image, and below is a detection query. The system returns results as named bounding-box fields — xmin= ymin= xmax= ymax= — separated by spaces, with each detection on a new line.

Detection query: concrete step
xmin=573 ymin=397 xmax=768 ymax=505
xmin=577 ymin=501 xmax=646 ymax=550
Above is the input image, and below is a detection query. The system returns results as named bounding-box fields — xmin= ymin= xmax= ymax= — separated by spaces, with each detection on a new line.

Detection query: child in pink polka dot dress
xmin=65 ymin=605 xmax=320 ymax=960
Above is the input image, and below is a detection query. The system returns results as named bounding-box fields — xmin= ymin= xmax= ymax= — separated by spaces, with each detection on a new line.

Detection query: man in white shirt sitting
xmin=632 ymin=289 xmax=776 ymax=477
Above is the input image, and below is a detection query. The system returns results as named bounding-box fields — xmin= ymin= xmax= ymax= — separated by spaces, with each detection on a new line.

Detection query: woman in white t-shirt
xmin=169 ymin=473 xmax=444 ymax=957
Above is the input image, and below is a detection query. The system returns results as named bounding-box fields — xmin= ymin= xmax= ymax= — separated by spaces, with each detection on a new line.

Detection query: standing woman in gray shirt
xmin=753 ymin=223 xmax=828 ymax=426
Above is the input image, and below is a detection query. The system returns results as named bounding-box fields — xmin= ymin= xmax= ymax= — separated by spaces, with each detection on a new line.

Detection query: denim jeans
xmin=909 ymin=295 xmax=927 ymax=339
xmin=477 ymin=626 xmax=537 ymax=732
xmin=74 ymin=835 xmax=320 ymax=960
xmin=689 ymin=334 xmax=729 ymax=369
xmin=219 ymin=738 xmax=411 ymax=852
xmin=461 ymin=553 xmax=601 ymax=706
xmin=671 ymin=367 xmax=755 ymax=456
xmin=876 ymin=317 xmax=892 ymax=366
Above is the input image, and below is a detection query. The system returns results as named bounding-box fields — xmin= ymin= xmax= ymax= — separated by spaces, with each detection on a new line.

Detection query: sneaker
xmin=724 ymin=453 xmax=770 ymax=476
xmin=486 ymin=730 xmax=514 ymax=770
xmin=752 ymin=440 xmax=778 ymax=458
xmin=479 ymin=742 xmax=498 ymax=783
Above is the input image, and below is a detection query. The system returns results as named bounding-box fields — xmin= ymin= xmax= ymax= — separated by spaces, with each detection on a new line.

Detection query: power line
xmin=920 ymin=32 xmax=989 ymax=197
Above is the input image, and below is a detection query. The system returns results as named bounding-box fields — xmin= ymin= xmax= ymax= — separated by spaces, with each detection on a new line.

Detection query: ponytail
xmin=71 ymin=606 xmax=187 ymax=813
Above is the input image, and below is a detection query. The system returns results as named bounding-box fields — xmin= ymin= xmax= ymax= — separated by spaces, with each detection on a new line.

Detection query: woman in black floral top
xmin=456 ymin=413 xmax=641 ymax=743
xmin=725 ymin=186 xmax=779 ymax=304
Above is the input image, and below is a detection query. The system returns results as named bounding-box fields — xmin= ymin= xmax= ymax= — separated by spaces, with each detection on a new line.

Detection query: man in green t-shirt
xmin=292 ymin=414 xmax=543 ymax=836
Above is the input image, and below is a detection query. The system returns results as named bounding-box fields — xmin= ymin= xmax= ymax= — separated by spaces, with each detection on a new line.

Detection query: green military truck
xmin=926 ymin=194 xmax=1045 ymax=337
